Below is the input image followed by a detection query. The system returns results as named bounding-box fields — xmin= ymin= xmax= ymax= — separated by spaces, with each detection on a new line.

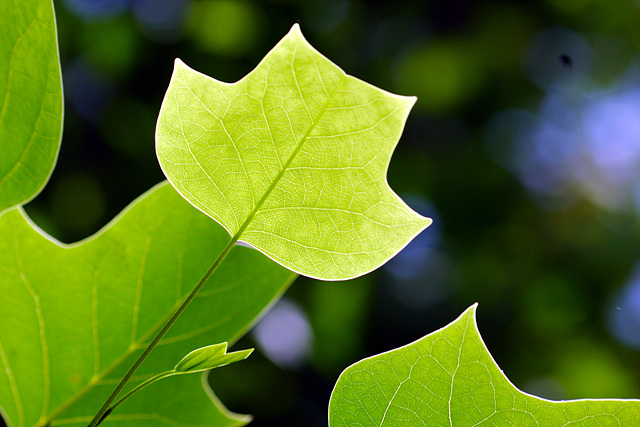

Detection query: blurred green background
xmin=12 ymin=0 xmax=640 ymax=425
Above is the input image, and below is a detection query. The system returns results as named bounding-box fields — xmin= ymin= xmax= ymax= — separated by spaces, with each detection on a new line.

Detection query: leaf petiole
xmin=94 ymin=371 xmax=175 ymax=427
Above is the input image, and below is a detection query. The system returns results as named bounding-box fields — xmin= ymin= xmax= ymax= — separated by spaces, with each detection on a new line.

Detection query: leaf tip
xmin=405 ymin=95 xmax=418 ymax=107
xmin=465 ymin=302 xmax=479 ymax=317
xmin=239 ymin=348 xmax=254 ymax=360
xmin=462 ymin=303 xmax=480 ymax=327
xmin=421 ymin=215 xmax=434 ymax=229
xmin=286 ymin=23 xmax=310 ymax=46
xmin=289 ymin=22 xmax=303 ymax=36
xmin=174 ymin=57 xmax=188 ymax=71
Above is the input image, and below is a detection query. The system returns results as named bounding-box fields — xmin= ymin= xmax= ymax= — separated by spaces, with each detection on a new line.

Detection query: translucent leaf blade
xmin=0 ymin=0 xmax=62 ymax=214
xmin=0 ymin=183 xmax=295 ymax=426
xmin=329 ymin=304 xmax=640 ymax=426
xmin=156 ymin=24 xmax=431 ymax=280
xmin=55 ymin=375 xmax=250 ymax=427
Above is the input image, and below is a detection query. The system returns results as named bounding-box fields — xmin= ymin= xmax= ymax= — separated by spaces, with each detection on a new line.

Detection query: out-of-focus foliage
xmin=13 ymin=0 xmax=640 ymax=425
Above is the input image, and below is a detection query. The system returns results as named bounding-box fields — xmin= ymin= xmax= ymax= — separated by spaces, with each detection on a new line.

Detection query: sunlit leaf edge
xmin=329 ymin=304 xmax=640 ymax=426
xmin=156 ymin=24 xmax=431 ymax=281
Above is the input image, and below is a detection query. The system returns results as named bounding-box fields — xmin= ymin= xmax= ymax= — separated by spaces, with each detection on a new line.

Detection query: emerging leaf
xmin=0 ymin=0 xmax=62 ymax=214
xmin=156 ymin=24 xmax=431 ymax=280
xmin=329 ymin=304 xmax=640 ymax=426
xmin=93 ymin=344 xmax=254 ymax=425
xmin=174 ymin=343 xmax=253 ymax=374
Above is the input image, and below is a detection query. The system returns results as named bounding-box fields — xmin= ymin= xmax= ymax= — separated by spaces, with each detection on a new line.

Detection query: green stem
xmin=87 ymin=235 xmax=239 ymax=426
xmin=94 ymin=371 xmax=175 ymax=426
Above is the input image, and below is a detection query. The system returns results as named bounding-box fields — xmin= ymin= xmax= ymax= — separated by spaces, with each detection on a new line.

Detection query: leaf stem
xmin=94 ymin=371 xmax=175 ymax=426
xmin=87 ymin=235 xmax=239 ymax=426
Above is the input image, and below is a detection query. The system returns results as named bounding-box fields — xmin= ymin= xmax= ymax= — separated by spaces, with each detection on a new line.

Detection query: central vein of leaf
xmin=232 ymin=72 xmax=346 ymax=243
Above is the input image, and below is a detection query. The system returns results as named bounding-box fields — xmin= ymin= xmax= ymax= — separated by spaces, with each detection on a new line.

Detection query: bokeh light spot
xmin=395 ymin=42 xmax=483 ymax=113
xmin=62 ymin=0 xmax=129 ymax=21
xmin=253 ymin=299 xmax=313 ymax=369
xmin=488 ymin=30 xmax=640 ymax=212
xmin=384 ymin=196 xmax=451 ymax=308
xmin=82 ymin=18 xmax=142 ymax=76
xmin=556 ymin=339 xmax=639 ymax=398
xmin=64 ymin=59 xmax=116 ymax=124
xmin=608 ymin=264 xmax=640 ymax=349
xmin=132 ymin=0 xmax=188 ymax=40
xmin=186 ymin=0 xmax=261 ymax=56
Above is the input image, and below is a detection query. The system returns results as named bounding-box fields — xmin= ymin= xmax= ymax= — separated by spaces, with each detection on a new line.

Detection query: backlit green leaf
xmin=329 ymin=304 xmax=640 ymax=426
xmin=156 ymin=24 xmax=431 ymax=280
xmin=174 ymin=343 xmax=253 ymax=374
xmin=0 ymin=0 xmax=62 ymax=214
xmin=0 ymin=183 xmax=295 ymax=426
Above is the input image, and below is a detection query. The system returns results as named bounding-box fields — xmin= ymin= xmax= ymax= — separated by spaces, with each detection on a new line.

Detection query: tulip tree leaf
xmin=156 ymin=24 xmax=431 ymax=281
xmin=0 ymin=0 xmax=62 ymax=214
xmin=174 ymin=343 xmax=253 ymax=374
xmin=329 ymin=304 xmax=640 ymax=426
xmin=0 ymin=183 xmax=296 ymax=427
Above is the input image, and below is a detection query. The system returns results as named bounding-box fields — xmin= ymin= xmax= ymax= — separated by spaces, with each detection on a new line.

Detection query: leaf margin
xmin=328 ymin=303 xmax=640 ymax=427
xmin=156 ymin=23 xmax=432 ymax=282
